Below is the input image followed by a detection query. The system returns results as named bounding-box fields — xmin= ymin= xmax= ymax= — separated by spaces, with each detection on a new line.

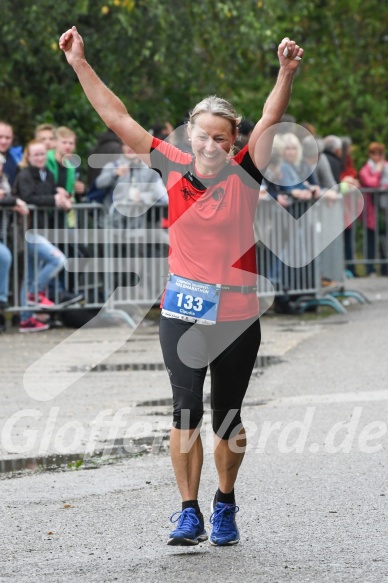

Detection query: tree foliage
xmin=0 ymin=0 xmax=387 ymax=165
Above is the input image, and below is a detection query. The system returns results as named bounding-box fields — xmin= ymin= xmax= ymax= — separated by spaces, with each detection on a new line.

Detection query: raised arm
xmin=248 ymin=37 xmax=304 ymax=170
xmin=59 ymin=27 xmax=153 ymax=158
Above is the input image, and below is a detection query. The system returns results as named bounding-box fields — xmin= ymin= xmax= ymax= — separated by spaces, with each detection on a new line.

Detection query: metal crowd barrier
xmin=1 ymin=203 xmax=107 ymax=313
xmin=255 ymin=195 xmax=346 ymax=281
xmin=255 ymin=197 xmax=320 ymax=298
xmin=345 ymin=188 xmax=388 ymax=276
xmin=104 ymin=202 xmax=169 ymax=308
xmin=1 ymin=192 xmax=378 ymax=325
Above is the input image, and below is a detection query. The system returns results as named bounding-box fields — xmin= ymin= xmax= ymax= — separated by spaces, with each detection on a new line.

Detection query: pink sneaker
xmin=19 ymin=317 xmax=50 ymax=333
xmin=27 ymin=292 xmax=56 ymax=309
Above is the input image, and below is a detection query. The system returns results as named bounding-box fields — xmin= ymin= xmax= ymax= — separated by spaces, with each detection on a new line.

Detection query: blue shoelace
xmin=210 ymin=504 xmax=239 ymax=535
xmin=170 ymin=508 xmax=201 ymax=530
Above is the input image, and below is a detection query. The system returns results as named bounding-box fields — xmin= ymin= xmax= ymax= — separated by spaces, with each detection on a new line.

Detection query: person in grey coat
xmin=96 ymin=142 xmax=167 ymax=211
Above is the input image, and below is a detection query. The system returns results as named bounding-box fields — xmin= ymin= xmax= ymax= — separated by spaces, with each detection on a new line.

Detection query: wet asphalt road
xmin=0 ymin=278 xmax=387 ymax=582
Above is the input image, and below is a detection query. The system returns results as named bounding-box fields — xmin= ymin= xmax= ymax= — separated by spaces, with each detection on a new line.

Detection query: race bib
xmin=162 ymin=274 xmax=221 ymax=325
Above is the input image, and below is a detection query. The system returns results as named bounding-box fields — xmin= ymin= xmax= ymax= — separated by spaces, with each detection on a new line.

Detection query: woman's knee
xmin=172 ymin=387 xmax=204 ymax=430
xmin=48 ymin=247 xmax=66 ymax=269
xmin=212 ymin=408 xmax=242 ymax=440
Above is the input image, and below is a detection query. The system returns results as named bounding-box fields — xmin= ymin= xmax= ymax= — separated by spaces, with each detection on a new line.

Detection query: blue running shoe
xmin=167 ymin=508 xmax=208 ymax=546
xmin=209 ymin=502 xmax=240 ymax=546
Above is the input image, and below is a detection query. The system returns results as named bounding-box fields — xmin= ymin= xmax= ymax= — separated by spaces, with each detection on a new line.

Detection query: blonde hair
xmin=279 ymin=133 xmax=303 ymax=165
xmin=189 ymin=96 xmax=241 ymax=135
xmin=35 ymin=123 xmax=56 ymax=137
xmin=272 ymin=134 xmax=284 ymax=155
xmin=55 ymin=126 xmax=76 ymax=140
xmin=19 ymin=139 xmax=46 ymax=168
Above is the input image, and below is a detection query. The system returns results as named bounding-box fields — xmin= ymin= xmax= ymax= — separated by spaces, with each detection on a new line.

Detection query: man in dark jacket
xmin=322 ymin=135 xmax=343 ymax=184
xmin=0 ymin=121 xmax=23 ymax=187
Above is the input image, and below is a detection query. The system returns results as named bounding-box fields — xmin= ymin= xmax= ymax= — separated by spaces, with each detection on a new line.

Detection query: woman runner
xmin=59 ymin=26 xmax=303 ymax=546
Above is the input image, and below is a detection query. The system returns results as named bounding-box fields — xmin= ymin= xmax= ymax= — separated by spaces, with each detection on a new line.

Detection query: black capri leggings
xmin=159 ymin=315 xmax=261 ymax=439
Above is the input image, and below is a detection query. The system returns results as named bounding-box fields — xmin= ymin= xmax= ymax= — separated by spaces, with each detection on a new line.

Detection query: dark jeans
xmin=344 ymin=228 xmax=356 ymax=276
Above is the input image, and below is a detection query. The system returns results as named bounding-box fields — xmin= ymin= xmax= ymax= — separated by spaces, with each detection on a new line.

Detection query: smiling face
xmin=28 ymin=143 xmax=47 ymax=169
xmin=283 ymin=143 xmax=299 ymax=164
xmin=188 ymin=113 xmax=236 ymax=175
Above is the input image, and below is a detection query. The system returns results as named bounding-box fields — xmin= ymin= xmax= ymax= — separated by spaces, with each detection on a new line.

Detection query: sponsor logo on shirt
xmin=211 ymin=187 xmax=227 ymax=210
xmin=181 ymin=186 xmax=200 ymax=201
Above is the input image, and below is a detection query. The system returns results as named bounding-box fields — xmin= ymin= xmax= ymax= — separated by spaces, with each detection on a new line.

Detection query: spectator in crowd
xmin=296 ymin=122 xmax=316 ymax=142
xmin=339 ymin=137 xmax=360 ymax=276
xmin=259 ymin=150 xmax=290 ymax=206
xmin=302 ymin=136 xmax=337 ymax=191
xmin=235 ymin=119 xmax=254 ymax=151
xmin=257 ymin=151 xmax=294 ymax=312
xmin=302 ymin=136 xmax=343 ymax=203
xmin=0 ymin=154 xmax=29 ymax=324
xmin=13 ymin=140 xmax=79 ymax=332
xmin=45 ymin=126 xmax=88 ymax=298
xmin=35 ymin=123 xmax=57 ymax=151
xmin=0 ymin=121 xmax=23 ymax=187
xmin=150 ymin=121 xmax=174 ymax=141
xmin=94 ymin=141 xmax=168 ymax=217
xmin=359 ymin=142 xmax=388 ymax=276
xmin=322 ymin=135 xmax=343 ymax=184
xmin=278 ymin=132 xmax=320 ymax=200
xmin=93 ymin=141 xmax=168 ymax=292
xmin=340 ymin=137 xmax=358 ymax=184
xmin=300 ymin=135 xmax=342 ymax=287
xmin=273 ymin=133 xmax=322 ymax=304
xmin=170 ymin=115 xmax=193 ymax=153
xmin=87 ymin=128 xmax=122 ymax=190
xmin=148 ymin=122 xmax=174 ymax=231
xmin=46 ymin=126 xmax=85 ymax=205
xmin=0 ymin=153 xmax=12 ymax=201
xmin=302 ymin=135 xmax=357 ymax=283
xmin=277 ymin=113 xmax=296 ymax=134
